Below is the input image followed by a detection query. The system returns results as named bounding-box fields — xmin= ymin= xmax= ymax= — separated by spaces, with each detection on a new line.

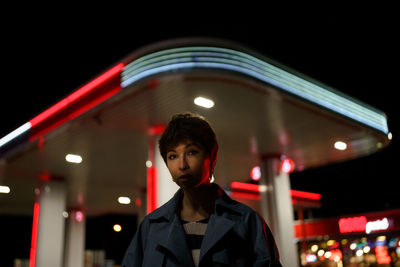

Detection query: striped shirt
xmin=181 ymin=218 xmax=209 ymax=267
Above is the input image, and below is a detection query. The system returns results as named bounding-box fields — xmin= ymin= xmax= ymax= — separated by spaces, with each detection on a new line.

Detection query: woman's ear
xmin=209 ymin=151 xmax=217 ymax=179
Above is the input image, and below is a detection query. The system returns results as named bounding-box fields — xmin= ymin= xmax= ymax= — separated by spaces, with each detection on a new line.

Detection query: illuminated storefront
xmin=293 ymin=209 xmax=400 ymax=266
xmin=229 ymin=181 xmax=400 ymax=266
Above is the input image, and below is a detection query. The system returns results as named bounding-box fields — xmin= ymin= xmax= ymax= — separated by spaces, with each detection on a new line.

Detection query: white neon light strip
xmin=0 ymin=122 xmax=31 ymax=148
xmin=124 ymin=49 xmax=385 ymax=128
xmin=122 ymin=47 xmax=388 ymax=134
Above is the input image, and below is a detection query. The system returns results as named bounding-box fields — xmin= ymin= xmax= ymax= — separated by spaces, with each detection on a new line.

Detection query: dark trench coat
xmin=122 ymin=184 xmax=282 ymax=266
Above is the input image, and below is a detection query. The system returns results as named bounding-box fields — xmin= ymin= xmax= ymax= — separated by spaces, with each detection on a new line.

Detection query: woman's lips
xmin=178 ymin=174 xmax=192 ymax=181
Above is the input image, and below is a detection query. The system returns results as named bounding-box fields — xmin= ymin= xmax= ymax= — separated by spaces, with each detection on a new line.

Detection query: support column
xmin=155 ymin=140 xmax=179 ymax=208
xmin=147 ymin=135 xmax=178 ymax=214
xmin=64 ymin=210 xmax=86 ymax=267
xmin=34 ymin=181 xmax=67 ymax=267
xmin=260 ymin=156 xmax=299 ymax=267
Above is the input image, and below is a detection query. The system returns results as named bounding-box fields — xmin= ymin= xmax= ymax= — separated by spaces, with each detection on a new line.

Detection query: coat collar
xmin=147 ymin=188 xmax=182 ymax=222
xmin=148 ymin=183 xmax=242 ymax=222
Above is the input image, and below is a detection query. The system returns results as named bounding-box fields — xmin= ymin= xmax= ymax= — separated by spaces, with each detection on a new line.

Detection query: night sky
xmin=2 ymin=7 xmax=399 ymax=219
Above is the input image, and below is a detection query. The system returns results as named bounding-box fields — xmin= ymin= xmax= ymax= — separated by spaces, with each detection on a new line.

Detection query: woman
xmin=122 ymin=112 xmax=282 ymax=267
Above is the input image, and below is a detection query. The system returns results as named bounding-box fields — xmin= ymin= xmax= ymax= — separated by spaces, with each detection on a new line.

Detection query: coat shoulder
xmin=219 ymin=194 xmax=259 ymax=217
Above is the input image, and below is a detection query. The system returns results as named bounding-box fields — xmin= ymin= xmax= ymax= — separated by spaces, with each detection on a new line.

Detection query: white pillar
xmin=260 ymin=156 xmax=299 ymax=267
xmin=36 ymin=181 xmax=66 ymax=267
xmin=155 ymin=142 xmax=179 ymax=208
xmin=64 ymin=210 xmax=86 ymax=267
xmin=146 ymin=135 xmax=179 ymax=214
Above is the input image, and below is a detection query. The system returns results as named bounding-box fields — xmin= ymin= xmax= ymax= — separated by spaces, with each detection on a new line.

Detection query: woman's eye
xmin=168 ymin=154 xmax=176 ymax=160
xmin=187 ymin=150 xmax=198 ymax=156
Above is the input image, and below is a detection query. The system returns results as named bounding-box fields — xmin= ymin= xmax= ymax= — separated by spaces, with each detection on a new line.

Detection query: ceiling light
xmin=113 ymin=224 xmax=122 ymax=232
xmin=250 ymin=166 xmax=261 ymax=181
xmin=65 ymin=154 xmax=82 ymax=163
xmin=0 ymin=185 xmax=10 ymax=194
xmin=334 ymin=141 xmax=347 ymax=150
xmin=146 ymin=160 xmax=152 ymax=168
xmin=280 ymin=158 xmax=295 ymax=174
xmin=194 ymin=97 xmax=214 ymax=108
xmin=74 ymin=211 xmax=84 ymax=222
xmin=118 ymin=196 xmax=131 ymax=204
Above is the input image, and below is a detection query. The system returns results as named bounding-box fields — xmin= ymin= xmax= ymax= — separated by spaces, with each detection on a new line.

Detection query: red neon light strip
xmin=230 ymin=182 xmax=321 ymax=201
xmin=29 ymin=202 xmax=40 ymax=267
xmin=28 ymin=86 xmax=122 ymax=142
xmin=231 ymin=191 xmax=261 ymax=200
xmin=290 ymin=190 xmax=321 ymax=200
xmin=231 ymin=181 xmax=261 ymax=192
xmin=29 ymin=63 xmax=124 ymax=128
xmin=147 ymin=167 xmax=158 ymax=213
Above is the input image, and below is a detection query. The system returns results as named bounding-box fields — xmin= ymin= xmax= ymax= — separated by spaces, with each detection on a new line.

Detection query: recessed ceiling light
xmin=194 ymin=97 xmax=214 ymax=108
xmin=334 ymin=141 xmax=347 ymax=150
xmin=65 ymin=154 xmax=82 ymax=163
xmin=0 ymin=185 xmax=10 ymax=194
xmin=118 ymin=196 xmax=131 ymax=204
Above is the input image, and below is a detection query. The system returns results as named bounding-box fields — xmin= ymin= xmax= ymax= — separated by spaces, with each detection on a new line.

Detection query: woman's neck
xmin=180 ymin=184 xmax=216 ymax=222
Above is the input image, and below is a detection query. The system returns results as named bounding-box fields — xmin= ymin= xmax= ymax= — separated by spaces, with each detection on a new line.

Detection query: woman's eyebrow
xmin=166 ymin=142 xmax=201 ymax=153
xmin=186 ymin=143 xmax=200 ymax=148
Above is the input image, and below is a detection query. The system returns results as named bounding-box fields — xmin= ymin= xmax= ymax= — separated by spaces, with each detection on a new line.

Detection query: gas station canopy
xmin=0 ymin=38 xmax=390 ymax=216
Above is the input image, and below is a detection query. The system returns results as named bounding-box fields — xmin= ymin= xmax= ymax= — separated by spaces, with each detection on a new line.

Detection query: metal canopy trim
xmin=122 ymin=46 xmax=388 ymax=134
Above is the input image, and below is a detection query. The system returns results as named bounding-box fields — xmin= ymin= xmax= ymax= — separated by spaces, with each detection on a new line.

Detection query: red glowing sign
xmin=338 ymin=216 xmax=390 ymax=234
xmin=280 ymin=158 xmax=295 ymax=174
xmin=250 ymin=166 xmax=261 ymax=181
xmin=338 ymin=216 xmax=367 ymax=233
xmin=75 ymin=211 xmax=84 ymax=222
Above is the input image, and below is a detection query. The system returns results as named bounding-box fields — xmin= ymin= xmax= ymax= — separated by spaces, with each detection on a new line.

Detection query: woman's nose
xmin=178 ymin=155 xmax=189 ymax=170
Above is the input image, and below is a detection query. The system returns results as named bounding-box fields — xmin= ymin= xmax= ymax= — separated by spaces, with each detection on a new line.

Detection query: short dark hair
xmin=158 ymin=112 xmax=218 ymax=167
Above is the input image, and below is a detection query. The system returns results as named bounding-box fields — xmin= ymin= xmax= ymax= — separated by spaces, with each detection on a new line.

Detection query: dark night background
xmin=1 ymin=5 xmax=399 ymax=264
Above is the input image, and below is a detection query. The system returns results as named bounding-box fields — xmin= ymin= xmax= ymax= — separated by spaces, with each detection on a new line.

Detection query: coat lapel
xmin=199 ymin=186 xmax=242 ymax=263
xmin=199 ymin=214 xmax=235 ymax=261
xmin=154 ymin=213 xmax=195 ymax=266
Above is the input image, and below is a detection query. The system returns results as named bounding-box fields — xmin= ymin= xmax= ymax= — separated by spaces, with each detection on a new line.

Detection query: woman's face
xmin=166 ymin=139 xmax=211 ymax=189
